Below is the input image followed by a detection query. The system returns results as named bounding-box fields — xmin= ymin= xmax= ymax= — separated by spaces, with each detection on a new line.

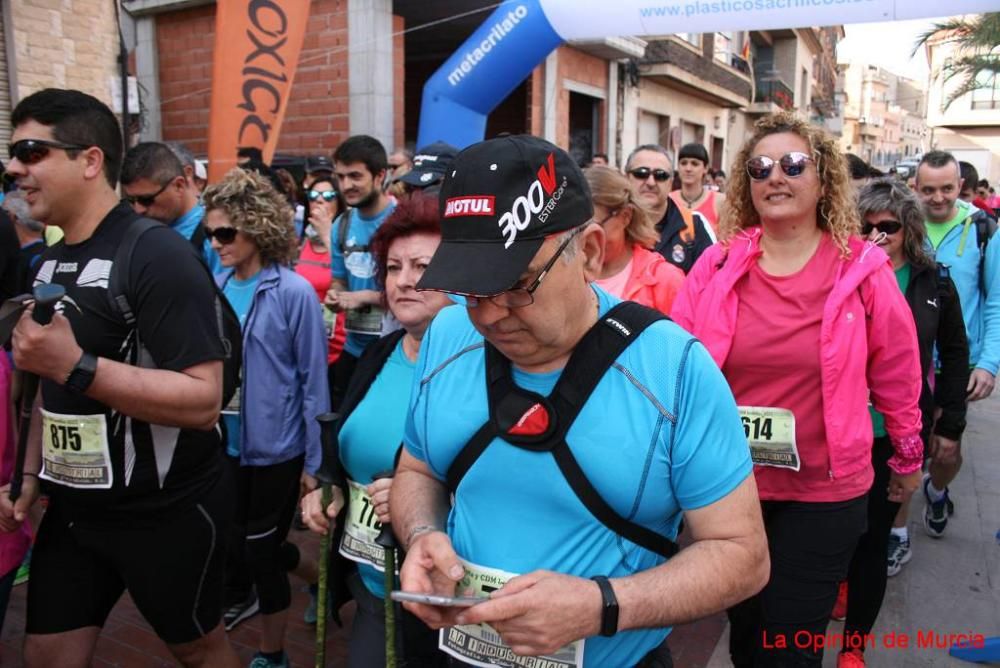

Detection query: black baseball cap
xmin=306 ymin=154 xmax=333 ymax=174
xmin=417 ymin=135 xmax=593 ymax=297
xmin=399 ymin=142 xmax=458 ymax=187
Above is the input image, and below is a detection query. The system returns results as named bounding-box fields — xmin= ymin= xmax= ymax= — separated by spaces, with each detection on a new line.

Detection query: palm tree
xmin=914 ymin=13 xmax=1000 ymax=109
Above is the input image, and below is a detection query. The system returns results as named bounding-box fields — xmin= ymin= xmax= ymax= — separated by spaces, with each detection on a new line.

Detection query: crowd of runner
xmin=0 ymin=87 xmax=996 ymax=668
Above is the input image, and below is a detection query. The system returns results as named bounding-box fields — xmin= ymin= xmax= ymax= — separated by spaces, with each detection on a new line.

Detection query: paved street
xmin=0 ymin=394 xmax=997 ymax=667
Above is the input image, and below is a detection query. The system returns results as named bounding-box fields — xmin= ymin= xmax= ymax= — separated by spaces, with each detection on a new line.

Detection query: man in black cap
xmin=303 ymin=154 xmax=334 ymax=192
xmin=390 ymin=135 xmax=767 ymax=667
xmin=396 ymin=141 xmax=458 ymax=194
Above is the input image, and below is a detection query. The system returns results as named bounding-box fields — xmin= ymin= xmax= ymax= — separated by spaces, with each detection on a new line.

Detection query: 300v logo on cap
xmin=498 ymin=153 xmax=567 ymax=249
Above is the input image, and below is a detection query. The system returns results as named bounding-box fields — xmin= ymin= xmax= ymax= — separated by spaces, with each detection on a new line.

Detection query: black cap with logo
xmin=399 ymin=141 xmax=458 ymax=187
xmin=305 ymin=154 xmax=334 ymax=175
xmin=417 ymin=135 xmax=593 ymax=297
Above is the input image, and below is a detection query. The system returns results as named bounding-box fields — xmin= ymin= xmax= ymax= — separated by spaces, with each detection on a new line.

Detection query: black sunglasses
xmin=308 ymin=189 xmax=337 ymax=202
xmin=204 ymin=226 xmax=239 ymax=244
xmin=862 ymin=220 xmax=902 ymax=236
xmin=746 ymin=152 xmax=814 ymax=180
xmin=628 ymin=167 xmax=672 ymax=182
xmin=124 ymin=180 xmax=172 ymax=207
xmin=9 ymin=138 xmax=89 ymax=165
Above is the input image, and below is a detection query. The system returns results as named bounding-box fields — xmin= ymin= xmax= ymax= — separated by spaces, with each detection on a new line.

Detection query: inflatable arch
xmin=416 ymin=0 xmax=998 ymax=149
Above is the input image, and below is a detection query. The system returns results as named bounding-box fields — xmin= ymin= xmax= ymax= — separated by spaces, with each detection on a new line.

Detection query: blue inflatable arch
xmin=416 ymin=0 xmax=997 ymax=150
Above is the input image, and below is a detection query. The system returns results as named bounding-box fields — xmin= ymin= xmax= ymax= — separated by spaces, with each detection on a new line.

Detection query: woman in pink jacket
xmin=672 ymin=112 xmax=923 ymax=668
xmin=585 ymin=165 xmax=684 ymax=314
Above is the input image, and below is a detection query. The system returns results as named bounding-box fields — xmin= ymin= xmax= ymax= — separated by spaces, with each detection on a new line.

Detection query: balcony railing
xmin=755 ymin=79 xmax=795 ymax=110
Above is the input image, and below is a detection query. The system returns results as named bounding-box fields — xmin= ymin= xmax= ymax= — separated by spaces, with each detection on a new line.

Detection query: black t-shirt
xmin=32 ymin=203 xmax=225 ymax=520
xmin=17 ymin=239 xmax=46 ymax=295
xmin=0 ymin=211 xmax=19 ymax=302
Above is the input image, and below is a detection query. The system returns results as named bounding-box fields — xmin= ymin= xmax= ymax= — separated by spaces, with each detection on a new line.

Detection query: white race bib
xmin=339 ymin=480 xmax=391 ymax=571
xmin=738 ymin=406 xmax=800 ymax=471
xmin=439 ymin=558 xmax=585 ymax=668
xmin=40 ymin=409 xmax=113 ymax=489
xmin=344 ymin=305 xmax=386 ymax=335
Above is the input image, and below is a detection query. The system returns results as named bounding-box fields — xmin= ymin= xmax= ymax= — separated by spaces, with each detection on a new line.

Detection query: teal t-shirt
xmin=338 ymin=338 xmax=415 ymax=597
xmin=870 ymin=264 xmax=911 ymax=437
xmin=221 ymin=271 xmax=260 ymax=457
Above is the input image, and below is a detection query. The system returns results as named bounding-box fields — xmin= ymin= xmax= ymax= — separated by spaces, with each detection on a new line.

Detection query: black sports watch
xmin=591 ymin=575 xmax=619 ymax=637
xmin=64 ymin=352 xmax=98 ymax=394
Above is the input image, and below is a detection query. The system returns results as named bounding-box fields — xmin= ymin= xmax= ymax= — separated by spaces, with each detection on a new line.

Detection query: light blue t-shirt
xmin=330 ymin=203 xmax=396 ymax=357
xmin=339 ymin=338 xmax=415 ymax=597
xmin=173 ymin=203 xmax=223 ymax=274
xmin=221 ymin=271 xmax=260 ymax=457
xmin=404 ymin=290 xmax=753 ymax=666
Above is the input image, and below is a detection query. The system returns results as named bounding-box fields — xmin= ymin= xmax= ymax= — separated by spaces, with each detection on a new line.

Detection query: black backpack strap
xmin=337 ymin=208 xmax=369 ymax=255
xmin=108 ymin=218 xmax=161 ymax=326
xmin=974 ymin=213 xmax=997 ymax=294
xmin=547 ymin=302 xmax=678 ymax=558
xmin=444 ymin=302 xmax=679 ymax=558
xmin=189 ymin=222 xmax=207 ymax=256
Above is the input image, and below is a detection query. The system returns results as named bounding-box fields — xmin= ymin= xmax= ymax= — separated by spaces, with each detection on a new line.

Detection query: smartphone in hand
xmin=390 ymin=591 xmax=484 ymax=607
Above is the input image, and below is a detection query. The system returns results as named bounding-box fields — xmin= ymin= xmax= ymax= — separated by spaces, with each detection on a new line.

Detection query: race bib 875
xmin=39 ymin=409 xmax=113 ymax=488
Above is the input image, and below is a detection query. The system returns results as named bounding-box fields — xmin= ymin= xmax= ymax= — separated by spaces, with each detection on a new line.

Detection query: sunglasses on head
xmin=861 ymin=220 xmax=902 ymax=236
xmin=204 ymin=226 xmax=239 ymax=244
xmin=8 ymin=138 xmax=89 ymax=165
xmin=124 ymin=180 xmax=172 ymax=208
xmin=308 ymin=189 xmax=337 ymax=202
xmin=628 ymin=167 xmax=671 ymax=182
xmin=746 ymin=152 xmax=814 ymax=180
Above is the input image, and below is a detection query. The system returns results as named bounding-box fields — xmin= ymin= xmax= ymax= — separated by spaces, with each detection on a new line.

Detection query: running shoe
xmin=249 ymin=651 xmax=289 ymax=668
xmin=837 ymin=649 xmax=866 ymax=667
xmin=831 ymin=581 xmax=848 ymax=621
xmin=303 ymin=584 xmax=318 ymax=625
xmin=223 ymin=590 xmax=260 ymax=631
xmin=923 ymin=475 xmax=953 ymax=538
xmin=886 ymin=534 xmax=911 ymax=577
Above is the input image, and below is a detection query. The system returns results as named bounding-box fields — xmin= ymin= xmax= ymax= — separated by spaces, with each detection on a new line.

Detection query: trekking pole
xmin=314 ymin=412 xmax=340 ymax=668
xmin=373 ymin=470 xmax=399 ymax=668
xmin=11 ymin=284 xmax=65 ymax=502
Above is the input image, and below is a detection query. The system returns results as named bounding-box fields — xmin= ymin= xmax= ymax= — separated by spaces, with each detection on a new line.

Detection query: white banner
xmin=537 ymin=0 xmax=998 ymax=40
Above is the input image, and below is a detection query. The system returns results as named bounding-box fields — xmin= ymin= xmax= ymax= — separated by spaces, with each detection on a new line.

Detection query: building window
xmin=676 ymin=33 xmax=702 ymax=49
xmin=971 ymin=70 xmax=1000 ymax=110
xmin=714 ymin=32 xmax=733 ymax=64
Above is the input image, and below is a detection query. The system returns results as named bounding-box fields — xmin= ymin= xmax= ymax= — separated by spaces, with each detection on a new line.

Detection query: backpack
xmin=108 ymin=217 xmax=242 ymax=410
xmin=445 ymin=301 xmax=680 ymax=559
xmin=336 ymin=208 xmax=366 ymax=255
xmin=972 ymin=211 xmax=997 ymax=294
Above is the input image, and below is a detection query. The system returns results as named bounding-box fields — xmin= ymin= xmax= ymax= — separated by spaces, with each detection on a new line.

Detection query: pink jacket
xmin=671 ymin=228 xmax=924 ymax=482
xmin=0 ymin=354 xmax=31 ymax=578
xmin=622 ymin=245 xmax=685 ymax=315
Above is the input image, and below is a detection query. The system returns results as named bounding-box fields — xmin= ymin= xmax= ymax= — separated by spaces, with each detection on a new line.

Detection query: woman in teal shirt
xmin=301 ymin=193 xmax=451 ymax=667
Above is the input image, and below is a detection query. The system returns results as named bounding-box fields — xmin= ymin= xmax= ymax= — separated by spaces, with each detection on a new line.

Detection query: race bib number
xmin=439 ymin=559 xmax=585 ymax=668
xmin=339 ymin=480 xmax=391 ymax=571
xmin=344 ymin=305 xmax=385 ymax=335
xmin=40 ymin=410 xmax=113 ymax=488
xmin=738 ymin=406 xmax=800 ymax=471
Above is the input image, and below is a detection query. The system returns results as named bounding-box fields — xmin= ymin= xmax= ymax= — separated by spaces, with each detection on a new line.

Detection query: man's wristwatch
xmin=591 ymin=575 xmax=619 ymax=637
xmin=64 ymin=352 xmax=98 ymax=394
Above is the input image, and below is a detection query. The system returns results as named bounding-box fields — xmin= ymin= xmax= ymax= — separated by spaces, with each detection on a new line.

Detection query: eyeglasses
xmin=9 ymin=138 xmax=89 ymax=165
xmin=204 ymin=226 xmax=239 ymax=244
xmin=861 ymin=220 xmax=902 ymax=236
xmin=308 ymin=189 xmax=337 ymax=202
xmin=746 ymin=152 xmax=814 ymax=180
xmin=596 ymin=208 xmax=620 ymax=226
xmin=628 ymin=167 xmax=671 ymax=182
xmin=466 ymin=226 xmax=586 ymax=309
xmin=124 ymin=181 xmax=171 ymax=207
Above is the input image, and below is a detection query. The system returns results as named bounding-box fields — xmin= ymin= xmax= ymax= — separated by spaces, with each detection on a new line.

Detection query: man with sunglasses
xmin=625 ymin=144 xmax=714 ymax=273
xmin=914 ymin=150 xmax=1000 ymax=539
xmin=390 ymin=135 xmax=767 ymax=668
xmin=2 ymin=89 xmax=239 ymax=667
xmin=121 ymin=142 xmax=223 ymax=274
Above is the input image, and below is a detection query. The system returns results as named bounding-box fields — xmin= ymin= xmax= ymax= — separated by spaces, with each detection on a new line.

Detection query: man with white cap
xmin=390 ymin=135 xmax=767 ymax=667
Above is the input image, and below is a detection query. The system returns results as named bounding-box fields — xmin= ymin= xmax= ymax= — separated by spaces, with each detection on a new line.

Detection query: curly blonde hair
xmin=584 ymin=165 xmax=659 ymax=248
xmin=202 ymin=168 xmax=297 ymax=266
xmin=719 ymin=112 xmax=859 ymax=256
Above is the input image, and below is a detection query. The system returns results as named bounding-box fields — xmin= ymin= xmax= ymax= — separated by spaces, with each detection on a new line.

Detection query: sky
xmin=836 ymin=18 xmax=939 ymax=83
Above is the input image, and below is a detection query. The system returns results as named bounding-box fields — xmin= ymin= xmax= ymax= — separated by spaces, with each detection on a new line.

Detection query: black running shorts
xmin=26 ymin=471 xmax=234 ymax=644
